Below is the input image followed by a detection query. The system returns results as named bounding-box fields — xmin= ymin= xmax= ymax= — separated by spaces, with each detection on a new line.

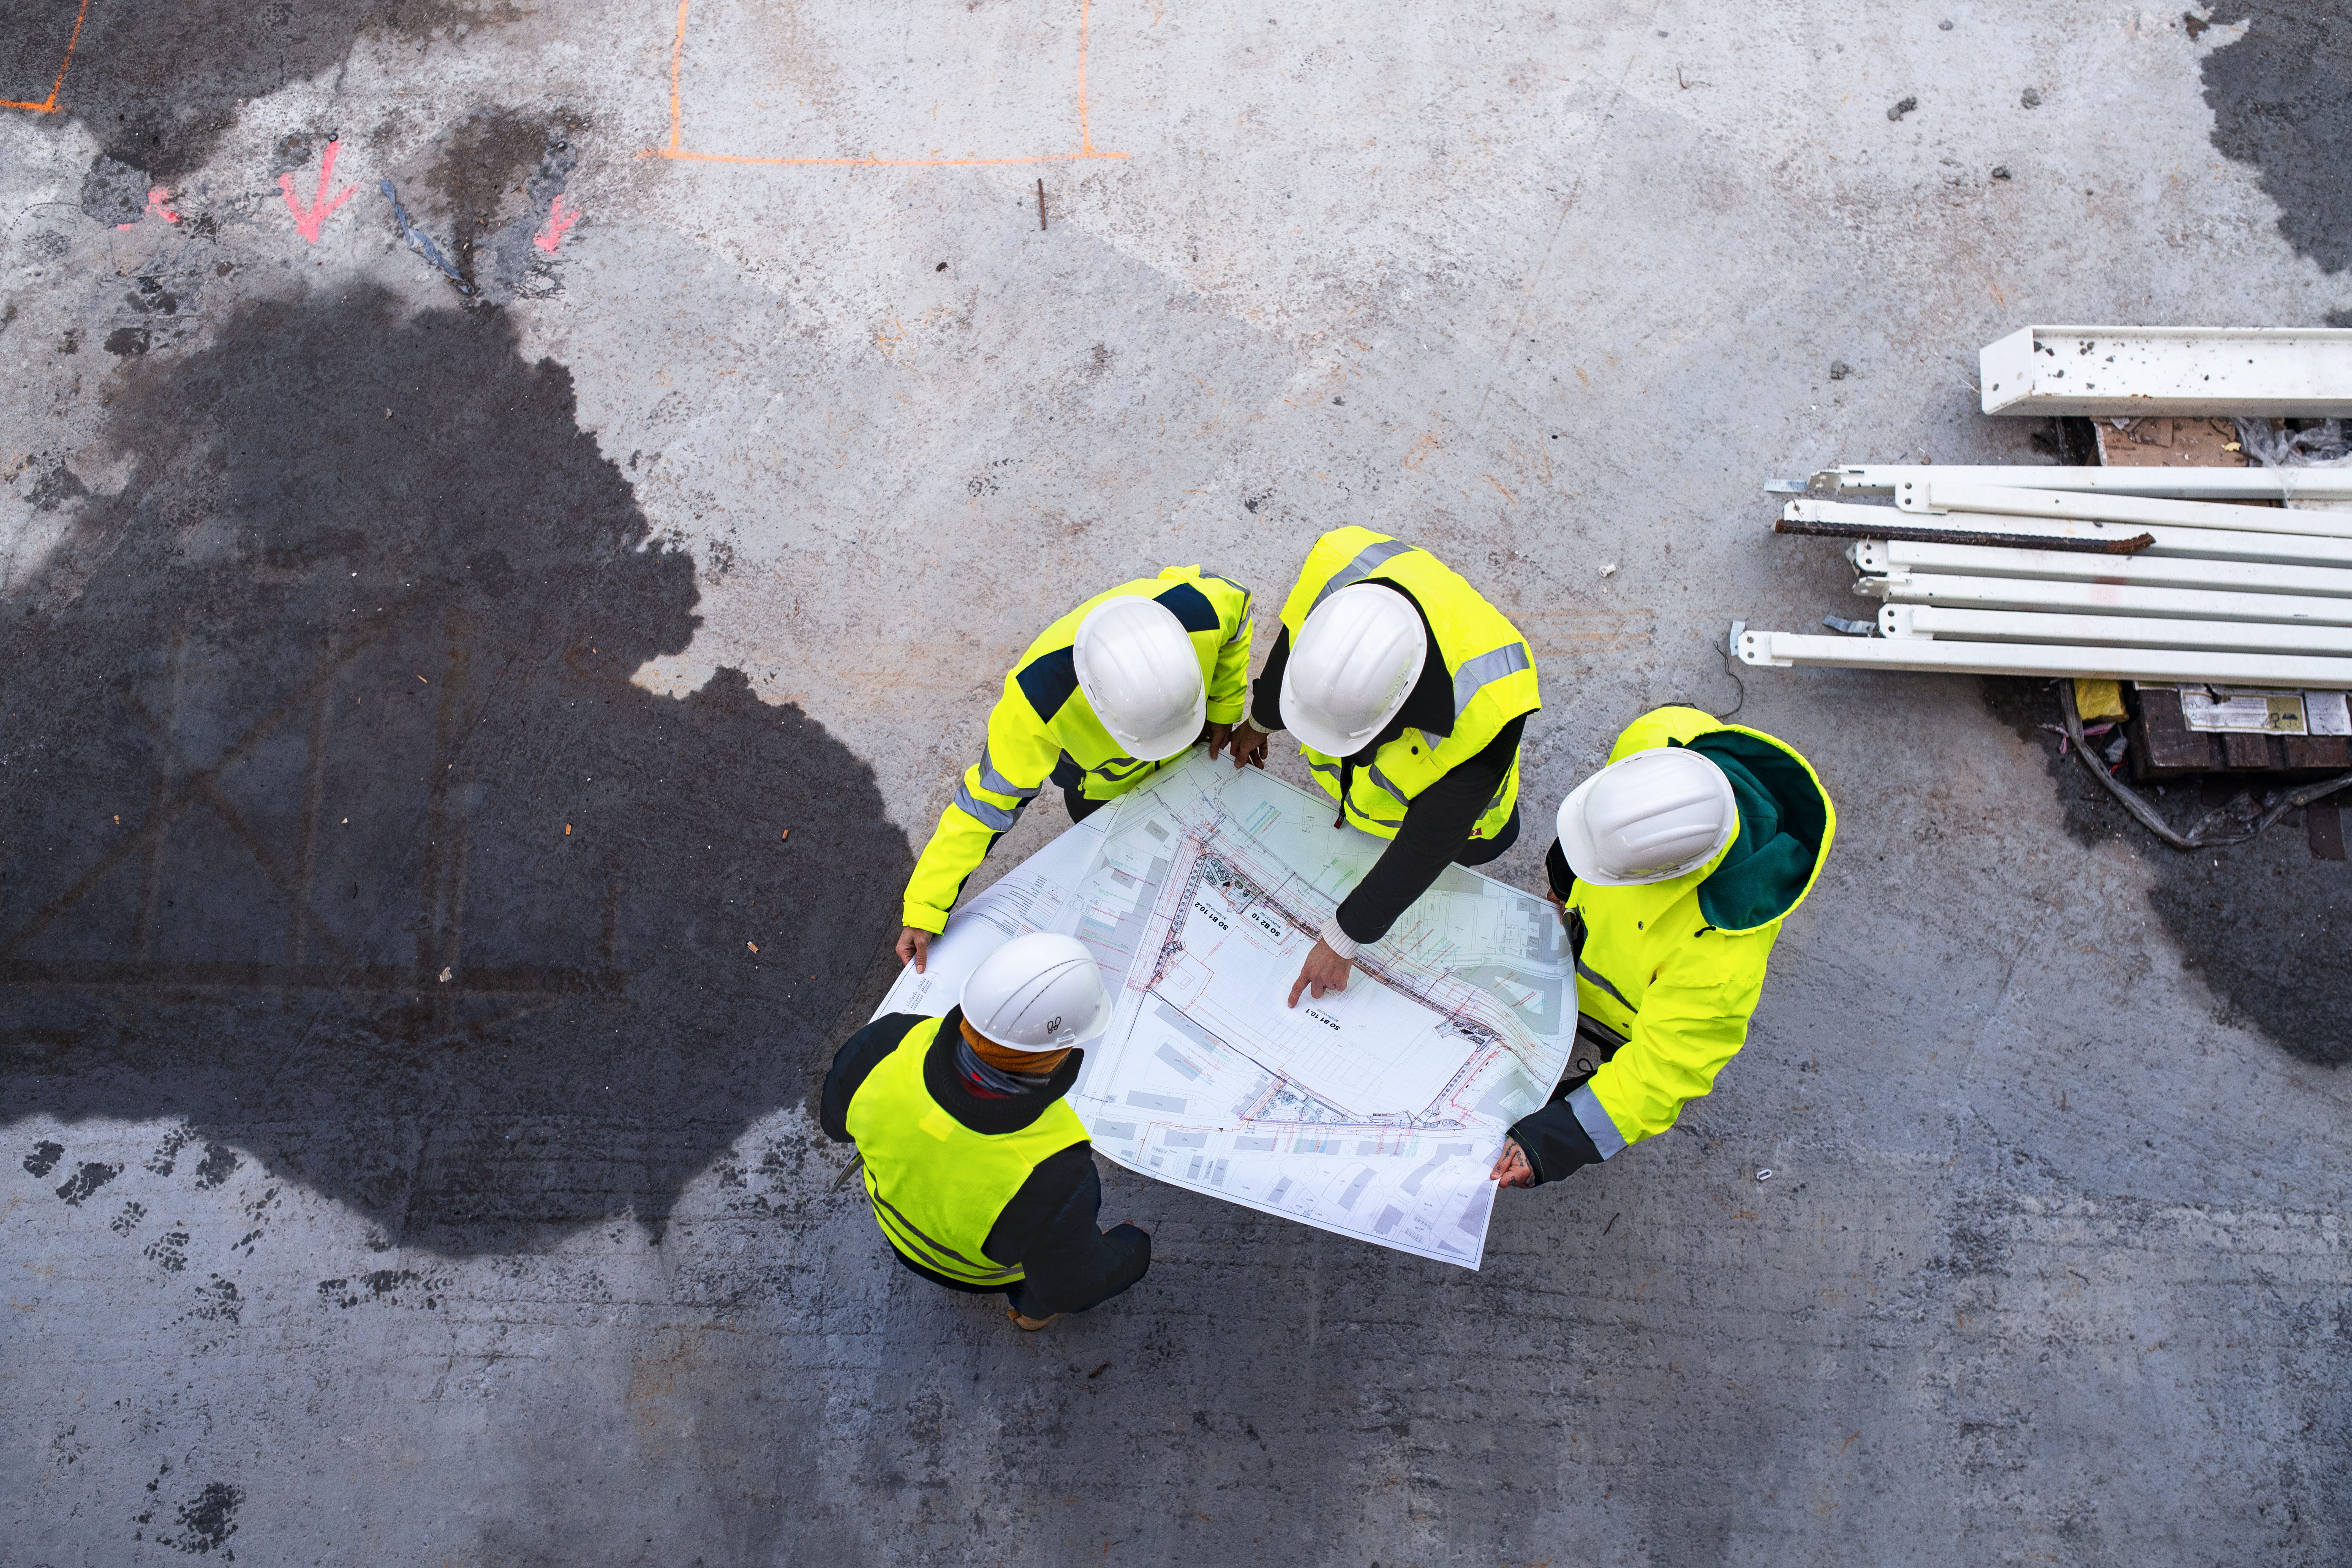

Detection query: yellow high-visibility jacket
xmin=901 ymin=567 xmax=1253 ymax=934
xmin=1510 ymin=706 xmax=1835 ymax=1183
xmin=1276 ymin=527 xmax=1539 ymax=843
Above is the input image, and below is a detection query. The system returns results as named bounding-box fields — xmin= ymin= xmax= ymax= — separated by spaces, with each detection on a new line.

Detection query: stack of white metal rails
xmin=1736 ymin=463 xmax=2352 ymax=690
xmin=1739 ymin=325 xmax=2352 ymax=691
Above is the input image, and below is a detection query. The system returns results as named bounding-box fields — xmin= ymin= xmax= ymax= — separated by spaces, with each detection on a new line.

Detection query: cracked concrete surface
xmin=4 ymin=0 xmax=2349 ymax=1562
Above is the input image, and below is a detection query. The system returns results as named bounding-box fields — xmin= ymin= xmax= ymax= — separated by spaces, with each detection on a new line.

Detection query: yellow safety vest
xmin=1276 ymin=528 xmax=1540 ymax=840
xmin=1569 ymin=707 xmax=1835 ymax=1149
xmin=844 ymin=1016 xmax=1090 ymax=1287
xmin=902 ymin=566 xmax=1254 ymax=933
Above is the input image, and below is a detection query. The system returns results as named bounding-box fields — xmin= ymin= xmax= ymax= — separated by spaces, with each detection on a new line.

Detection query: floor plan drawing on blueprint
xmin=875 ymin=755 xmax=1577 ymax=1269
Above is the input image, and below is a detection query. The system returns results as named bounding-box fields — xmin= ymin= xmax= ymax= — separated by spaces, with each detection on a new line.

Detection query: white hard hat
xmin=1072 ymin=596 xmax=1206 ymax=762
xmin=1279 ymin=583 xmax=1428 ymax=757
xmin=1557 ymin=748 xmax=1738 ymax=886
xmin=960 ymin=933 xmax=1113 ymax=1051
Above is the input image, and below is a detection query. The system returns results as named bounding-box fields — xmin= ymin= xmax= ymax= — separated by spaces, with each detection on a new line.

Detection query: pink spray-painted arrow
xmin=279 ymin=139 xmax=356 ymax=243
xmin=534 ymin=193 xmax=580 ymax=253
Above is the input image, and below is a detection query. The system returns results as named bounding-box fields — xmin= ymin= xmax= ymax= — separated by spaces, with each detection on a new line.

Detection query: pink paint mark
xmin=534 ymin=193 xmax=580 ymax=253
xmin=279 ymin=139 xmax=356 ymax=243
xmin=116 ymin=187 xmax=183 ymax=230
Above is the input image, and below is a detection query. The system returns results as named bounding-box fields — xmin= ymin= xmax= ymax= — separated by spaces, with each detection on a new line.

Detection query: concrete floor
xmin=4 ymin=0 xmax=2349 ymax=1562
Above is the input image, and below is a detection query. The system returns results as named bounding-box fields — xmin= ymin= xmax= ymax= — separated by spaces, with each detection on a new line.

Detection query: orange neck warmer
xmin=959 ymin=1017 xmax=1071 ymax=1078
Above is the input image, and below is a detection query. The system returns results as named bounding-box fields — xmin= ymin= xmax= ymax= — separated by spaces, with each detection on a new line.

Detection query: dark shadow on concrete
xmin=1978 ymin=677 xmax=2352 ymax=1067
xmin=0 ymin=285 xmax=910 ymax=1252
xmin=1 ymin=0 xmax=519 ymax=188
xmin=2201 ymin=2 xmax=2352 ymax=274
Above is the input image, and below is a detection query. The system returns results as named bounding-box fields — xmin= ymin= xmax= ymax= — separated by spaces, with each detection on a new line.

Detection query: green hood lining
xmin=1670 ymin=732 xmax=1829 ymax=931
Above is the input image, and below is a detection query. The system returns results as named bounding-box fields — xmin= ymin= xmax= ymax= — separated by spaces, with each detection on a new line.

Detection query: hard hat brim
xmin=1277 ymin=662 xmax=1416 ymax=760
xmin=1099 ymin=685 xmax=1208 ymax=762
xmin=1556 ymin=749 xmax=1740 ymax=887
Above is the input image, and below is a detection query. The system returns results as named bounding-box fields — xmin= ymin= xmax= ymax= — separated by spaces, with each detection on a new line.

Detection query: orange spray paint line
xmin=1 ymin=0 xmax=88 ymax=114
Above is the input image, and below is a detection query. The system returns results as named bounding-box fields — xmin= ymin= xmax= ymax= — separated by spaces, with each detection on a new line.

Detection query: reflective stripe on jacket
xmin=1564 ymin=706 xmax=1835 ymax=1155
xmin=1276 ymin=527 xmax=1539 ymax=841
xmin=901 ymin=566 xmax=1253 ymax=932
xmin=843 ymin=1015 xmax=1091 ymax=1287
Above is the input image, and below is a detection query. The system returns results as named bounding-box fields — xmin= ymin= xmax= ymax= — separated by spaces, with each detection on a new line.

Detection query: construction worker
xmin=897 ymin=568 xmax=1254 ymax=971
xmin=1488 ymin=706 xmax=1835 ymax=1190
xmin=822 ymin=933 xmax=1150 ymax=1329
xmin=1220 ymin=527 xmax=1540 ymax=1006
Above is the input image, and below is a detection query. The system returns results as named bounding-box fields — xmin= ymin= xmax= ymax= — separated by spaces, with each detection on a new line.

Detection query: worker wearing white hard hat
xmin=1489 ymin=707 xmax=1836 ymax=1192
xmin=1220 ymin=528 xmax=1540 ymax=1007
xmin=823 ymin=933 xmax=1150 ymax=1330
xmin=898 ymin=567 xmax=1255 ymax=972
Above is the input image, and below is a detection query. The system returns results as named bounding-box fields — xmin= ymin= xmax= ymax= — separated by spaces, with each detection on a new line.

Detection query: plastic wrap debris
xmin=2236 ymin=417 xmax=2351 ymax=468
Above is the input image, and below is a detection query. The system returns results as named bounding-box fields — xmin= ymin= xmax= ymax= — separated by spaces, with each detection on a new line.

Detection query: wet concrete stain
xmin=414 ymin=107 xmax=584 ymax=300
xmin=11 ymin=0 xmax=523 ymax=184
xmin=1979 ymin=677 xmax=2352 ymax=1065
xmin=2201 ymin=3 xmax=2352 ymax=272
xmin=0 ymin=286 xmax=910 ymax=1252
xmin=157 ymin=1479 xmax=243 ymax=1554
xmin=22 ymin=1138 xmax=65 ymax=1176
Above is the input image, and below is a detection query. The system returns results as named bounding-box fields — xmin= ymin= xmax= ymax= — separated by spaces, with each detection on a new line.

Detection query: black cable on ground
xmin=2054 ymin=681 xmax=2352 ymax=851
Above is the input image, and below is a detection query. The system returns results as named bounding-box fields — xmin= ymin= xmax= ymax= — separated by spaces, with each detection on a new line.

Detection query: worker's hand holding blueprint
xmin=876 ymin=754 xmax=1576 ymax=1268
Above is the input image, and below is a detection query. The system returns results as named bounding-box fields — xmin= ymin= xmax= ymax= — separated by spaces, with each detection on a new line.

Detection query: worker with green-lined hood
xmin=1490 ymin=706 xmax=1835 ymax=1190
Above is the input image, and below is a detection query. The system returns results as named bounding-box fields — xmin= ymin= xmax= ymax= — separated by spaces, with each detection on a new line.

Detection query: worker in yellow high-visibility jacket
xmin=1221 ymin=527 xmax=1539 ymax=1007
xmin=1489 ymin=706 xmax=1835 ymax=1189
xmin=824 ymin=933 xmax=1148 ymax=1330
xmin=897 ymin=568 xmax=1254 ymax=970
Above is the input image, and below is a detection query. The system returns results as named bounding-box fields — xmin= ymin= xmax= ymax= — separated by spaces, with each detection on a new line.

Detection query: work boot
xmin=1007 ymin=1307 xmax=1061 ymax=1331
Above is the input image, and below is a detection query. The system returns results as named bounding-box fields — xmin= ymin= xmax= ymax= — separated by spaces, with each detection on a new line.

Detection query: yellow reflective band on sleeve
xmin=976 ymin=745 xmax=1043 ymax=800
xmin=953 ymin=779 xmax=1021 ymax=831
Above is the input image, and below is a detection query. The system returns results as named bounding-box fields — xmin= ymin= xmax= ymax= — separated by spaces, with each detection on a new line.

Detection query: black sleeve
xmin=1335 ymin=715 xmax=1527 ymax=944
xmin=984 ymin=1145 xmax=1152 ymax=1315
xmin=1544 ymin=838 xmax=1574 ymax=902
xmin=1507 ymin=1097 xmax=1603 ymax=1186
xmin=1248 ymin=626 xmax=1290 ymax=732
xmin=819 ymin=1013 xmax=923 ymax=1142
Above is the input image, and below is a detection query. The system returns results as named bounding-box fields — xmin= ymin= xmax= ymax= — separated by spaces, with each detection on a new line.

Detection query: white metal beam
xmin=1893 ymin=480 xmax=2352 ymax=539
xmin=1979 ymin=325 xmax=2352 ymax=416
xmin=1853 ymin=538 xmax=2352 ymax=599
xmin=1787 ymin=498 xmax=2352 ymax=567
xmin=1859 ymin=570 xmax=2352 ymax=626
xmin=1879 ymin=604 xmax=2352 ymax=656
xmin=1803 ymin=466 xmax=2352 ymax=500
xmin=1736 ymin=630 xmax=2352 ymax=687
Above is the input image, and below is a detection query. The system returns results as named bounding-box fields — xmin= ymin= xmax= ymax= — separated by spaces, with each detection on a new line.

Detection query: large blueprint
xmin=875 ymin=755 xmax=1575 ymax=1269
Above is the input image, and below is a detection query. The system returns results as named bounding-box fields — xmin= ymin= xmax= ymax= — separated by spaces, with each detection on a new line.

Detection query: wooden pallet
xmin=2127 ymin=684 xmax=2351 ymax=779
